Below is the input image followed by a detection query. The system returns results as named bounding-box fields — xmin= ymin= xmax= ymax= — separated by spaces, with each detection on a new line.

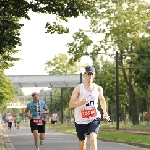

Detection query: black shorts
xmin=51 ymin=120 xmax=57 ymax=124
xmin=30 ymin=119 xmax=45 ymax=133
xmin=8 ymin=122 xmax=12 ymax=128
xmin=75 ymin=118 xmax=100 ymax=140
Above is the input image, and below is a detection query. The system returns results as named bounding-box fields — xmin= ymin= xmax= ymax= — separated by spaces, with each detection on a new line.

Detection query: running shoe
xmin=40 ymin=140 xmax=44 ymax=145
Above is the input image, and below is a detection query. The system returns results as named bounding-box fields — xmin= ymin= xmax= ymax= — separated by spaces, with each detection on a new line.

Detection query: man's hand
xmin=29 ymin=116 xmax=32 ymax=119
xmin=103 ymin=112 xmax=111 ymax=122
xmin=44 ymin=111 xmax=48 ymax=114
xmin=79 ymin=98 xmax=88 ymax=106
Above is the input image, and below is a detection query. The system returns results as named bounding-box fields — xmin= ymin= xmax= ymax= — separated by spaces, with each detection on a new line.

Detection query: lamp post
xmin=47 ymin=88 xmax=56 ymax=115
xmin=60 ymin=88 xmax=63 ymax=124
xmin=115 ymin=51 xmax=119 ymax=130
xmin=80 ymin=72 xmax=82 ymax=83
xmin=50 ymin=91 xmax=52 ymax=115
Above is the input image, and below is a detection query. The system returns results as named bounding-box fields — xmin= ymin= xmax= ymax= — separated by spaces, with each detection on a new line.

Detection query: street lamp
xmin=48 ymin=88 xmax=55 ymax=115
xmin=115 ymin=51 xmax=119 ymax=130
xmin=50 ymin=91 xmax=52 ymax=115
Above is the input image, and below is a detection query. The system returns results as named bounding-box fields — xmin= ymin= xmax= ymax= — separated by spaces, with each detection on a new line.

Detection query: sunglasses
xmin=32 ymin=94 xmax=38 ymax=96
xmin=85 ymin=72 xmax=94 ymax=75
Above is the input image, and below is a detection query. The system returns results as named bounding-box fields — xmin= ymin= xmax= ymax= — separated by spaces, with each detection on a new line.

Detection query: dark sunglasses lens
xmin=88 ymin=73 xmax=93 ymax=75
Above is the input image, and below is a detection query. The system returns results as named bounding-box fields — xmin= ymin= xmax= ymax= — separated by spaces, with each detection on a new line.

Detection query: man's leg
xmin=79 ymin=138 xmax=87 ymax=150
xmin=16 ymin=123 xmax=19 ymax=129
xmin=88 ymin=118 xmax=100 ymax=150
xmin=40 ymin=133 xmax=45 ymax=140
xmin=39 ymin=123 xmax=45 ymax=145
xmin=89 ymin=132 xmax=97 ymax=150
xmin=30 ymin=120 xmax=40 ymax=149
xmin=8 ymin=122 xmax=10 ymax=129
xmin=10 ymin=122 xmax=12 ymax=130
xmin=53 ymin=122 xmax=55 ymax=127
xmin=32 ymin=130 xmax=39 ymax=149
xmin=75 ymin=123 xmax=88 ymax=150
xmin=54 ymin=121 xmax=56 ymax=127
xmin=39 ymin=133 xmax=45 ymax=145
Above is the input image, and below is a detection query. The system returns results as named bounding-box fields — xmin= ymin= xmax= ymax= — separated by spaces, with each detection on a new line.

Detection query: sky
xmin=5 ymin=12 xmax=91 ymax=75
xmin=4 ymin=11 xmax=92 ymax=95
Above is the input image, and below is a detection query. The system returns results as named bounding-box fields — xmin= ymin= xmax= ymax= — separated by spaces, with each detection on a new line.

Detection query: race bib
xmin=33 ymin=119 xmax=43 ymax=125
xmin=81 ymin=108 xmax=97 ymax=119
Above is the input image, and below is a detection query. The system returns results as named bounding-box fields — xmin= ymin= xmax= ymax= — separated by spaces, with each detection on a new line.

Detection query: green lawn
xmin=99 ymin=131 xmax=150 ymax=144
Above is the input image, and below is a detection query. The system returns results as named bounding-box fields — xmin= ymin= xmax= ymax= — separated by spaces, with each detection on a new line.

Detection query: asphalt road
xmin=3 ymin=124 xmax=149 ymax=150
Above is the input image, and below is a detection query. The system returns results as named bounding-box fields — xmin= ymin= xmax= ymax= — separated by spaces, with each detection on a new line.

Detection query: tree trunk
xmin=128 ymin=85 xmax=139 ymax=125
xmin=146 ymin=100 xmax=150 ymax=125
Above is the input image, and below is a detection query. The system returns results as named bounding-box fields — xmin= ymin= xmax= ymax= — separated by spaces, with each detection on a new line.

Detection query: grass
xmin=99 ymin=131 xmax=150 ymax=144
xmin=99 ymin=122 xmax=150 ymax=130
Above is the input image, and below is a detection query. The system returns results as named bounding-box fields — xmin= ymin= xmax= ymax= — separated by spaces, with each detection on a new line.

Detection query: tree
xmin=0 ymin=1 xmax=23 ymax=70
xmin=134 ymin=36 xmax=150 ymax=123
xmin=14 ymin=87 xmax=24 ymax=96
xmin=45 ymin=53 xmax=81 ymax=74
xmin=0 ymin=73 xmax=14 ymax=106
xmin=93 ymin=56 xmax=128 ymax=123
xmin=67 ymin=0 xmax=150 ymax=125
xmin=44 ymin=53 xmax=83 ymax=116
xmin=0 ymin=0 xmax=95 ymax=70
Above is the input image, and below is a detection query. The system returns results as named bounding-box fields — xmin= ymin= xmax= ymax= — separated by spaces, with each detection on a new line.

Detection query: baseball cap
xmin=85 ymin=66 xmax=95 ymax=74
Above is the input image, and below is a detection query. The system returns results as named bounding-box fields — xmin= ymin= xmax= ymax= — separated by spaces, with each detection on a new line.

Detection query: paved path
xmin=2 ymin=124 xmax=149 ymax=150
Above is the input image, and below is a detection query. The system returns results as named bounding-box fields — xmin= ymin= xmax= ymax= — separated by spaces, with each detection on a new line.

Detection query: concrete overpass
xmin=7 ymin=74 xmax=83 ymax=88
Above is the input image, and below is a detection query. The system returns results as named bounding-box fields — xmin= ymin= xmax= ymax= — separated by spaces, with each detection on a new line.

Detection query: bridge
xmin=7 ymin=74 xmax=83 ymax=88
xmin=6 ymin=101 xmax=29 ymax=108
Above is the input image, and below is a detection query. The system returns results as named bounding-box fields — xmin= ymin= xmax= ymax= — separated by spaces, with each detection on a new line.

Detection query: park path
xmin=2 ymin=124 xmax=149 ymax=150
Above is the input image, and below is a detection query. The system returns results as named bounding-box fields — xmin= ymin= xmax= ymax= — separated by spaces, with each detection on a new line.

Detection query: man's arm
xmin=44 ymin=107 xmax=49 ymax=114
xmin=42 ymin=100 xmax=49 ymax=114
xmin=24 ymin=108 xmax=32 ymax=119
xmin=69 ymin=85 xmax=87 ymax=108
xmin=98 ymin=86 xmax=108 ymax=118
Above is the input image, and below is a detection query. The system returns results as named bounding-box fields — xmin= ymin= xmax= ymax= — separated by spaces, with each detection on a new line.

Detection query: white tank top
xmin=74 ymin=83 xmax=101 ymax=124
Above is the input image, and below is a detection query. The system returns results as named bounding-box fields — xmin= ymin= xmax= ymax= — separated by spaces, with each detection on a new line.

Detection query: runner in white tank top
xmin=69 ymin=66 xmax=110 ymax=150
xmin=74 ymin=83 xmax=101 ymax=124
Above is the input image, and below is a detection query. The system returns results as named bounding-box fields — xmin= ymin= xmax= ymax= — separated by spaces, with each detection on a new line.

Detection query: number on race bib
xmin=81 ymin=108 xmax=97 ymax=118
xmin=33 ymin=119 xmax=43 ymax=125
